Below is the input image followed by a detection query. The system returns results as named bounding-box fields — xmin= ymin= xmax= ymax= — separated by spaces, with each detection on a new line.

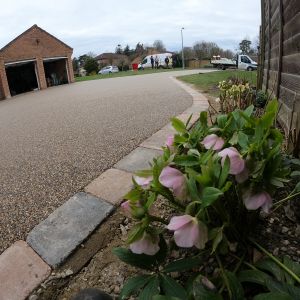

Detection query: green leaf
xmin=265 ymin=278 xmax=300 ymax=298
xmin=135 ymin=169 xmax=153 ymax=177
xmin=225 ymin=271 xmax=244 ymax=300
xmin=127 ymin=224 xmax=145 ymax=244
xmin=163 ymin=256 xmax=204 ymax=273
xmin=173 ymin=155 xmax=199 ymax=166
xmin=253 ymin=292 xmax=293 ymax=300
xmin=283 ymin=256 xmax=300 ymax=285
xmin=153 ymin=296 xmax=181 ymax=300
xmin=202 ymin=187 xmax=223 ymax=208
xmin=120 ymin=275 xmax=152 ymax=299
xmin=211 ymin=227 xmax=223 ymax=254
xmin=291 ymin=171 xmax=300 ymax=177
xmin=244 ymin=104 xmax=254 ymax=117
xmin=193 ymin=277 xmax=222 ymax=300
xmin=185 ymin=114 xmax=193 ymax=127
xmin=113 ymin=247 xmax=157 ymax=270
xmin=218 ymin=156 xmax=230 ymax=188
xmin=238 ymin=269 xmax=271 ymax=285
xmin=124 ymin=189 xmax=143 ymax=201
xmin=256 ymin=258 xmax=285 ymax=281
xmin=187 ymin=177 xmax=201 ymax=202
xmin=171 ymin=117 xmax=187 ymax=133
xmin=160 ymin=274 xmax=188 ymax=299
xmin=291 ymin=158 xmax=300 ymax=166
xmin=293 ymin=182 xmax=300 ymax=193
xmin=139 ymin=276 xmax=160 ymax=300
xmin=217 ymin=114 xmax=227 ymax=128
xmin=200 ymin=111 xmax=208 ymax=128
xmin=270 ymin=178 xmax=285 ymax=188
xmin=237 ymin=131 xmax=249 ymax=149
xmin=229 ymin=132 xmax=239 ymax=145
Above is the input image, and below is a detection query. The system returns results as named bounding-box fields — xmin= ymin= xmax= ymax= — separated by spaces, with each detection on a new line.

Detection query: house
xmin=95 ymin=53 xmax=130 ymax=68
xmin=0 ymin=24 xmax=74 ymax=99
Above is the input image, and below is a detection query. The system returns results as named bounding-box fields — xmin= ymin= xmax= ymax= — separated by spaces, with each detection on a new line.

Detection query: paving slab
xmin=0 ymin=240 xmax=51 ymax=300
xmin=140 ymin=128 xmax=176 ymax=150
xmin=85 ymin=168 xmax=133 ymax=205
xmin=26 ymin=192 xmax=113 ymax=267
xmin=114 ymin=147 xmax=162 ymax=173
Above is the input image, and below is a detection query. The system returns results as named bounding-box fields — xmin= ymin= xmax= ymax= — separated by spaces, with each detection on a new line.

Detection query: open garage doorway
xmin=43 ymin=58 xmax=69 ymax=87
xmin=5 ymin=61 xmax=39 ymax=96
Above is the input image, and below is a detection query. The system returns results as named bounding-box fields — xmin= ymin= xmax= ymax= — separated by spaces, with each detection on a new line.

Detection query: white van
xmin=138 ymin=53 xmax=173 ymax=69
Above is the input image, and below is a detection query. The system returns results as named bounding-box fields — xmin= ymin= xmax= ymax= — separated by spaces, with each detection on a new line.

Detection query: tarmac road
xmin=0 ymin=69 xmax=210 ymax=253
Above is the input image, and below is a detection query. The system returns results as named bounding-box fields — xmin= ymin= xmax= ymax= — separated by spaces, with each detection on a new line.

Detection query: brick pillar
xmin=0 ymin=60 xmax=11 ymax=99
xmin=36 ymin=57 xmax=47 ymax=90
xmin=66 ymin=54 xmax=75 ymax=83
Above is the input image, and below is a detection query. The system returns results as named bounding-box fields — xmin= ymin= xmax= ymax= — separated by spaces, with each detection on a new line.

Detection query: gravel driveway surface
xmin=0 ymin=69 xmax=209 ymax=253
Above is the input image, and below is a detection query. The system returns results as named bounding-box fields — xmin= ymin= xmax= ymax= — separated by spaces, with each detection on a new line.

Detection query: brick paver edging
xmin=0 ymin=77 xmax=209 ymax=300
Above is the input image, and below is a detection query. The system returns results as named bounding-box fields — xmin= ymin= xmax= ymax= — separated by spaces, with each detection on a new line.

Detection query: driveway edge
xmin=0 ymin=76 xmax=209 ymax=300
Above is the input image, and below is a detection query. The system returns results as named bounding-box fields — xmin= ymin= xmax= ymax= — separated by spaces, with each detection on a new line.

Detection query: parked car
xmin=98 ymin=65 xmax=119 ymax=75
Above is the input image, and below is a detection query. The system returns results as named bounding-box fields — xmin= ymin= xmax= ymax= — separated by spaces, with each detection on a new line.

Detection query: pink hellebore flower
xmin=243 ymin=191 xmax=272 ymax=213
xmin=159 ymin=166 xmax=187 ymax=200
xmin=134 ymin=175 xmax=153 ymax=189
xmin=121 ymin=200 xmax=131 ymax=216
xmin=130 ymin=233 xmax=160 ymax=255
xmin=218 ymin=147 xmax=245 ymax=175
xmin=202 ymin=134 xmax=225 ymax=151
xmin=166 ymin=135 xmax=174 ymax=148
xmin=167 ymin=215 xmax=208 ymax=249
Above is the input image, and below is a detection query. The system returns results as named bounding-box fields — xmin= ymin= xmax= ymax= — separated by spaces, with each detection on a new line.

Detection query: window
xmin=142 ymin=59 xmax=147 ymax=64
xmin=241 ymin=56 xmax=251 ymax=64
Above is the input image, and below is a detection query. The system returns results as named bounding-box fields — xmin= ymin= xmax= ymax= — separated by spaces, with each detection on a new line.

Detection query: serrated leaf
xmin=256 ymin=258 xmax=285 ymax=281
xmin=139 ymin=276 xmax=160 ymax=300
xmin=244 ymin=105 xmax=254 ymax=117
xmin=173 ymin=155 xmax=199 ymax=166
xmin=217 ymin=114 xmax=227 ymax=128
xmin=127 ymin=224 xmax=145 ymax=244
xmin=253 ymin=292 xmax=293 ymax=300
xmin=225 ymin=271 xmax=244 ymax=300
xmin=265 ymin=278 xmax=300 ymax=298
xmin=163 ymin=256 xmax=204 ymax=273
xmin=238 ymin=269 xmax=271 ymax=285
xmin=293 ymin=182 xmax=300 ymax=193
xmin=171 ymin=117 xmax=187 ymax=133
xmin=120 ymin=275 xmax=152 ymax=299
xmin=283 ymin=256 xmax=300 ymax=285
xmin=238 ymin=131 xmax=249 ymax=149
xmin=291 ymin=158 xmax=300 ymax=166
xmin=160 ymin=274 xmax=188 ymax=299
xmin=202 ymin=187 xmax=223 ymax=207
xmin=291 ymin=171 xmax=300 ymax=177
xmin=113 ymin=248 xmax=156 ymax=270
xmin=229 ymin=132 xmax=239 ymax=145
xmin=187 ymin=177 xmax=201 ymax=202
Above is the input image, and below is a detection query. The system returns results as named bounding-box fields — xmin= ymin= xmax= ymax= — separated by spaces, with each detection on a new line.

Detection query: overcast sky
xmin=0 ymin=0 xmax=261 ymax=57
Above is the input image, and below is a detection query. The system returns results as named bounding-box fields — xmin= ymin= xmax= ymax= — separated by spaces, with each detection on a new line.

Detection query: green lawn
xmin=177 ymin=70 xmax=257 ymax=97
xmin=75 ymin=68 xmax=181 ymax=82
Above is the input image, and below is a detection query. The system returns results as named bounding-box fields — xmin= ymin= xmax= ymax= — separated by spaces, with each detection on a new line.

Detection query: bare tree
xmin=153 ymin=40 xmax=166 ymax=52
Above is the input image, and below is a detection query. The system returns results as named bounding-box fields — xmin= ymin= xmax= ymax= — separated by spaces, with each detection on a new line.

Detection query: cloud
xmin=0 ymin=0 xmax=261 ymax=57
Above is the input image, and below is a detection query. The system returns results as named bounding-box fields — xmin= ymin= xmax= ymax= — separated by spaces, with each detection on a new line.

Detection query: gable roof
xmin=0 ymin=24 xmax=72 ymax=53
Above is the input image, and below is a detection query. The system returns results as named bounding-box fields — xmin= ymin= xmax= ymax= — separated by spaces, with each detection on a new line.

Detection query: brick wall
xmin=0 ymin=25 xmax=74 ymax=99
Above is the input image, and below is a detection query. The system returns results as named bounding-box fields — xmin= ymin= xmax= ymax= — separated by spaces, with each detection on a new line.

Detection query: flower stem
xmin=272 ymin=191 xmax=300 ymax=212
xmin=216 ymin=254 xmax=232 ymax=299
xmin=249 ymin=238 xmax=300 ymax=284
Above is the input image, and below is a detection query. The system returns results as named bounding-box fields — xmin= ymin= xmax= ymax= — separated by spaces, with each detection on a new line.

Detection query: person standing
xmin=155 ymin=56 xmax=159 ymax=69
xmin=150 ymin=56 xmax=154 ymax=69
xmin=165 ymin=56 xmax=170 ymax=68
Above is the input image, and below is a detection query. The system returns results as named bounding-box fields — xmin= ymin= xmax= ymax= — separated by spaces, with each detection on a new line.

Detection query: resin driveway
xmin=0 ymin=69 xmax=210 ymax=253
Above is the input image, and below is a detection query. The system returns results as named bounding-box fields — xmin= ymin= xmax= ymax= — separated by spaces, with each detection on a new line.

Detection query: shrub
xmin=114 ymin=100 xmax=300 ymax=299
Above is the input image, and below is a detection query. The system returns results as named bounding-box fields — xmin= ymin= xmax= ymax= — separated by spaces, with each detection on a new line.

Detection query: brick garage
xmin=0 ymin=25 xmax=74 ymax=99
